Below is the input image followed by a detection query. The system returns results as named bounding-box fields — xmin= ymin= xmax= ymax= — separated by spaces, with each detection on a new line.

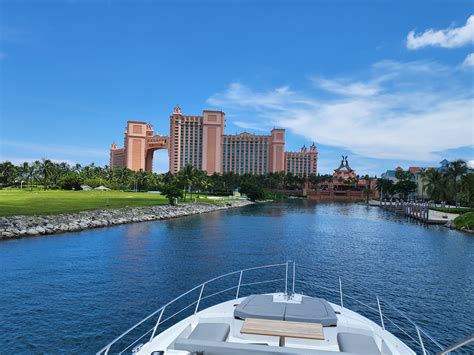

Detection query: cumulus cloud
xmin=406 ymin=15 xmax=474 ymax=49
xmin=207 ymin=60 xmax=473 ymax=162
xmin=462 ymin=53 xmax=474 ymax=68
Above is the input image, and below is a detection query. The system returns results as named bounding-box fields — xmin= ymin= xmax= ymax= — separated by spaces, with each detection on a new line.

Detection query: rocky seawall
xmin=0 ymin=200 xmax=253 ymax=240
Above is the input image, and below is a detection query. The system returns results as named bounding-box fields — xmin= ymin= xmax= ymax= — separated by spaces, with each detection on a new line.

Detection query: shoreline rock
xmin=0 ymin=200 xmax=254 ymax=240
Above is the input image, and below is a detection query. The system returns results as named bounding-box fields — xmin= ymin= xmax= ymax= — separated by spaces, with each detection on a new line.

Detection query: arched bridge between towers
xmin=145 ymin=135 xmax=169 ymax=172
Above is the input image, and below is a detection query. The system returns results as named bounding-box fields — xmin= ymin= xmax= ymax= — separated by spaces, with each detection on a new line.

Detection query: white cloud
xmin=406 ymin=15 xmax=474 ymax=50
xmin=468 ymin=160 xmax=474 ymax=169
xmin=207 ymin=60 xmax=473 ymax=162
xmin=312 ymin=78 xmax=381 ymax=97
xmin=233 ymin=120 xmax=271 ymax=132
xmin=462 ymin=53 xmax=474 ymax=68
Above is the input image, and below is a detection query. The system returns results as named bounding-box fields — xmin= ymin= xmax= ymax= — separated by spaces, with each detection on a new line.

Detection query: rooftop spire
xmin=173 ymin=104 xmax=182 ymax=115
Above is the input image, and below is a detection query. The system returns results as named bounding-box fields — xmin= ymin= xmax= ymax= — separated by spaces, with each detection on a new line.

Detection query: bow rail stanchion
xmin=376 ymin=295 xmax=385 ymax=330
xmin=339 ymin=277 xmax=344 ymax=308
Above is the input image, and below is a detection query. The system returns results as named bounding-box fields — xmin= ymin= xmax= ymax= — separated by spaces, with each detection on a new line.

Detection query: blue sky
xmin=1 ymin=0 xmax=473 ymax=175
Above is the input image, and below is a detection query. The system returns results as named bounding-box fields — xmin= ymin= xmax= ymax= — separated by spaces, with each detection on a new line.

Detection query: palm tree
xmin=376 ymin=178 xmax=394 ymax=200
xmin=445 ymin=160 xmax=468 ymax=204
xmin=0 ymin=161 xmax=18 ymax=187
xmin=72 ymin=163 xmax=82 ymax=173
xmin=364 ymin=183 xmax=372 ymax=204
xmin=18 ymin=162 xmax=35 ymax=190
xmin=192 ymin=169 xmax=209 ymax=195
xmin=422 ymin=169 xmax=447 ymax=202
xmin=30 ymin=160 xmax=42 ymax=189
xmin=460 ymin=173 xmax=474 ymax=206
xmin=177 ymin=164 xmax=195 ymax=200
xmin=38 ymin=159 xmax=57 ymax=189
xmin=222 ymin=172 xmax=238 ymax=193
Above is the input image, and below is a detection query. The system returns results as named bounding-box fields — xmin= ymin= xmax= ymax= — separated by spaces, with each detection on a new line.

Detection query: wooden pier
xmin=370 ymin=200 xmax=459 ymax=225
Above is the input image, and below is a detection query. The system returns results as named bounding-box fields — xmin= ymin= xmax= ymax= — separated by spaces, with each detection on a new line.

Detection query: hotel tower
xmin=110 ymin=106 xmax=317 ymax=176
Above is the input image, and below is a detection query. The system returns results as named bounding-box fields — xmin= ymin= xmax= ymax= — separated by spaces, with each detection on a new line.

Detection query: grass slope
xmin=0 ymin=190 xmax=169 ymax=216
xmin=453 ymin=212 xmax=474 ymax=231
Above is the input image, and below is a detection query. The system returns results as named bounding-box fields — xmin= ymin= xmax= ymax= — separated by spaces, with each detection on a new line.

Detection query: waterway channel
xmin=1 ymin=201 xmax=472 ymax=353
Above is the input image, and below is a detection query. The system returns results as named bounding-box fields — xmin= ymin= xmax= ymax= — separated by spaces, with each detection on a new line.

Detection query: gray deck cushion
xmin=284 ymin=297 xmax=338 ymax=326
xmin=234 ymin=295 xmax=338 ymax=326
xmin=188 ymin=323 xmax=230 ymax=342
xmin=175 ymin=338 xmax=361 ymax=355
xmin=234 ymin=295 xmax=286 ymax=321
xmin=337 ymin=332 xmax=381 ymax=354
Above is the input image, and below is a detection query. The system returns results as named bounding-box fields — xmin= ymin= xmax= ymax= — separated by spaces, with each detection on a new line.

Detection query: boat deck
xmin=137 ymin=294 xmax=414 ymax=355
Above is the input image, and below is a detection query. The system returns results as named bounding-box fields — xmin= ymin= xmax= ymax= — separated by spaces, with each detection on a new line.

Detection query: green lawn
xmin=0 ymin=190 xmax=169 ymax=216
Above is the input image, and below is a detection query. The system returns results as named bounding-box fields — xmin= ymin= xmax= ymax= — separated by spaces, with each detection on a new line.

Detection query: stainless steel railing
xmin=97 ymin=262 xmax=289 ymax=354
xmin=437 ymin=335 xmax=474 ymax=354
xmin=295 ymin=265 xmax=445 ymax=355
xmin=98 ymin=261 xmax=461 ymax=355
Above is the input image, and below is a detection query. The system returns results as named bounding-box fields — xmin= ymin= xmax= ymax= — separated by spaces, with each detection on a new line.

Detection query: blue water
xmin=1 ymin=201 xmax=473 ymax=353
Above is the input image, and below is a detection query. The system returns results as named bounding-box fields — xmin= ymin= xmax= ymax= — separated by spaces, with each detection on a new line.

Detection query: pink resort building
xmin=110 ymin=105 xmax=318 ymax=176
xmin=169 ymin=105 xmax=225 ymax=175
xmin=110 ymin=121 xmax=168 ymax=172
xmin=306 ymin=156 xmax=378 ymax=201
xmin=285 ymin=143 xmax=318 ymax=176
xmin=222 ymin=129 xmax=286 ymax=175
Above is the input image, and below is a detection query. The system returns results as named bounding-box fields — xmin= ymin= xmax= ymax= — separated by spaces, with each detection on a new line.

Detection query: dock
xmin=369 ymin=200 xmax=459 ymax=225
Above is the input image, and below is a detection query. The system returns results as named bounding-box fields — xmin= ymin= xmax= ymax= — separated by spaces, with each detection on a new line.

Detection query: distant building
xmin=110 ymin=121 xmax=168 ymax=172
xmin=285 ymin=143 xmax=318 ymax=177
xmin=168 ymin=105 xmax=217 ymax=174
xmin=333 ymin=155 xmax=357 ymax=181
xmin=381 ymin=170 xmax=397 ymax=182
xmin=110 ymin=105 xmax=316 ymax=176
xmin=380 ymin=163 xmax=442 ymax=199
xmin=222 ymin=131 xmax=285 ymax=175
xmin=408 ymin=167 xmax=421 ymax=174
xmin=381 ymin=166 xmax=404 ymax=183
xmin=169 ymin=106 xmax=286 ymax=175
xmin=438 ymin=159 xmax=450 ymax=172
xmin=222 ymin=133 xmax=269 ymax=175
xmin=307 ymin=156 xmax=377 ymax=201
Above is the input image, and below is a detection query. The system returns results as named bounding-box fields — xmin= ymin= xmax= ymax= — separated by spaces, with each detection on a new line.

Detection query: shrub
xmin=264 ymin=191 xmax=288 ymax=200
xmin=160 ymin=184 xmax=184 ymax=205
xmin=453 ymin=212 xmax=474 ymax=231
xmin=240 ymin=182 xmax=265 ymax=201
xmin=59 ymin=174 xmax=83 ymax=190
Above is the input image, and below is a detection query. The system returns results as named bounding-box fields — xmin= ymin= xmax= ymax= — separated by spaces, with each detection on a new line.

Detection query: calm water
xmin=1 ymin=201 xmax=473 ymax=353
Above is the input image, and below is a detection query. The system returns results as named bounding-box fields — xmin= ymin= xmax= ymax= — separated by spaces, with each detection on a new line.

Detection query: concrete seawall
xmin=0 ymin=200 xmax=254 ymax=240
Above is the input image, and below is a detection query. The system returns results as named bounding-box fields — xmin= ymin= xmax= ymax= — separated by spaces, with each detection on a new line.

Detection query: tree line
xmin=375 ymin=160 xmax=473 ymax=206
xmin=2 ymin=159 xmax=470 ymax=204
xmin=0 ymin=160 xmax=318 ymax=201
